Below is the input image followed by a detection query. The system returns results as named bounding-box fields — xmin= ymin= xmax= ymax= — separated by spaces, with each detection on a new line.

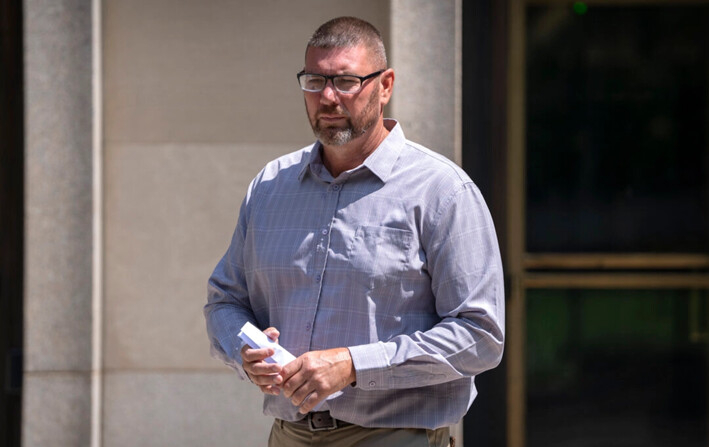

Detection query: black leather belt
xmin=288 ymin=411 xmax=352 ymax=432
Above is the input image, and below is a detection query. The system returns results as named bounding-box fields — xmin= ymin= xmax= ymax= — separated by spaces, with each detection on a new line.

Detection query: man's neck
xmin=321 ymin=119 xmax=391 ymax=178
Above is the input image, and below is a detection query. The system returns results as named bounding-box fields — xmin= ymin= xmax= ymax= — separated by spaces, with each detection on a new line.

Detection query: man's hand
xmin=279 ymin=347 xmax=356 ymax=414
xmin=240 ymin=327 xmax=284 ymax=395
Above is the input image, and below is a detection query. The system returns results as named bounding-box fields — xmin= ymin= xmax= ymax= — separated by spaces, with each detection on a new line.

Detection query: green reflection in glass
xmin=526 ymin=289 xmax=709 ymax=446
xmin=573 ymin=2 xmax=588 ymax=16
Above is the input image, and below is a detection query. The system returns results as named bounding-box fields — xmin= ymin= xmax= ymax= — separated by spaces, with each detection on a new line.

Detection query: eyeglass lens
xmin=301 ymin=75 xmax=362 ymax=93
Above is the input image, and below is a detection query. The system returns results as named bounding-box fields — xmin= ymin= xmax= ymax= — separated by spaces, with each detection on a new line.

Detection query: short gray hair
xmin=306 ymin=17 xmax=387 ymax=69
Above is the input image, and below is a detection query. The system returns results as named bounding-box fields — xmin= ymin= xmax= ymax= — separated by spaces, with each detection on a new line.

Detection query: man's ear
xmin=379 ymin=68 xmax=394 ymax=106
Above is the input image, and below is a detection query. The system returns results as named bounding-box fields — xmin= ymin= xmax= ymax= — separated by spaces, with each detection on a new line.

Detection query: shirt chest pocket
xmin=347 ymin=225 xmax=415 ymax=278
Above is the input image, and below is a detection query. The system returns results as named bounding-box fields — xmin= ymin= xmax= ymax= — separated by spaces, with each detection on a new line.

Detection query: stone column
xmin=389 ymin=0 xmax=462 ymax=165
xmin=23 ymin=0 xmax=94 ymax=445
xmin=389 ymin=1 xmax=464 ymax=444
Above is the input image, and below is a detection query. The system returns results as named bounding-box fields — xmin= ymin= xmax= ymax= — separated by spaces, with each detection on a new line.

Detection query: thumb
xmin=263 ymin=327 xmax=280 ymax=343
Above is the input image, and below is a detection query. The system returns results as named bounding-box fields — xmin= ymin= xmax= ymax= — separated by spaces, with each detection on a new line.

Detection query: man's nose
xmin=320 ymin=81 xmax=340 ymax=103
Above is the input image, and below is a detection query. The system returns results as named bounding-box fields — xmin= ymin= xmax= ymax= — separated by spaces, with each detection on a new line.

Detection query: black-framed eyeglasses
xmin=296 ymin=70 xmax=384 ymax=94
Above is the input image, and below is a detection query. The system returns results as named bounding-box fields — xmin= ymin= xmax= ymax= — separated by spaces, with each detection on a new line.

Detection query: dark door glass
xmin=526 ymin=5 xmax=709 ymax=253
xmin=526 ymin=288 xmax=709 ymax=447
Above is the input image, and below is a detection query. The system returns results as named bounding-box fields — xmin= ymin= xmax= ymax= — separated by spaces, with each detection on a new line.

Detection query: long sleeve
xmin=348 ymin=182 xmax=505 ymax=390
xmin=204 ymin=197 xmax=256 ymax=381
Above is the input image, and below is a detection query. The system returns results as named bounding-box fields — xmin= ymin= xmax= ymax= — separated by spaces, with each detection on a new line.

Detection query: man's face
xmin=303 ymin=45 xmax=383 ymax=146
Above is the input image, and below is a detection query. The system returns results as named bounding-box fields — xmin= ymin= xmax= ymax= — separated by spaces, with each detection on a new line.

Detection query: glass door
xmin=507 ymin=1 xmax=709 ymax=446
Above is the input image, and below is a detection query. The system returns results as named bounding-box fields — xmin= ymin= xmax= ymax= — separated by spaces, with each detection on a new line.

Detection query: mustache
xmin=316 ymin=105 xmax=349 ymax=118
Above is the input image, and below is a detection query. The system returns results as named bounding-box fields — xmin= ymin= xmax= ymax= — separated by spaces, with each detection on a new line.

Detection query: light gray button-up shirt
xmin=204 ymin=120 xmax=505 ymax=429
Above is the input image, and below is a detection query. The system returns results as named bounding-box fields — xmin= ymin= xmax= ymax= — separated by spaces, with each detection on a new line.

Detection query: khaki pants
xmin=268 ymin=419 xmax=451 ymax=447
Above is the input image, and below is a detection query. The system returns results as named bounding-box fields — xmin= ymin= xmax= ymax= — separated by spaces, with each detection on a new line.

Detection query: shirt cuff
xmin=348 ymin=342 xmax=392 ymax=390
xmin=210 ymin=340 xmax=251 ymax=382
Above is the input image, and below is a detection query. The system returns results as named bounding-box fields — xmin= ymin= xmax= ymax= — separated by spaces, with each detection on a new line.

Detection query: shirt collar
xmin=297 ymin=119 xmax=405 ymax=183
xmin=297 ymin=141 xmax=327 ymax=182
xmin=361 ymin=119 xmax=403 ymax=183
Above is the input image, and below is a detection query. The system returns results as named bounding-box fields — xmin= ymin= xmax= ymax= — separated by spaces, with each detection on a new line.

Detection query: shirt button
xmin=305 ymin=323 xmax=312 ymax=331
xmin=369 ymin=381 xmax=376 ymax=387
xmin=321 ymin=229 xmax=328 ymax=235
xmin=315 ymin=274 xmax=322 ymax=282
xmin=332 ymin=184 xmax=341 ymax=191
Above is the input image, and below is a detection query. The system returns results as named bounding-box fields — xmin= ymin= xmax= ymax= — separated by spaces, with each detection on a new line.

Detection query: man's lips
xmin=317 ymin=115 xmax=348 ymax=127
xmin=318 ymin=114 xmax=346 ymax=121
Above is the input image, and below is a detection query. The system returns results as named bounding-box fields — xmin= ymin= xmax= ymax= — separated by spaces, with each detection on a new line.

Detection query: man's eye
xmin=305 ymin=78 xmax=325 ymax=89
xmin=336 ymin=77 xmax=360 ymax=91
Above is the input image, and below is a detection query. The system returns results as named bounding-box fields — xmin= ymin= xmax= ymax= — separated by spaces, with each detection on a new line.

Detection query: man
xmin=205 ymin=16 xmax=504 ymax=447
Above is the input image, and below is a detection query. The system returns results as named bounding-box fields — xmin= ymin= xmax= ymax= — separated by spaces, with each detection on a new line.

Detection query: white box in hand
xmin=237 ymin=321 xmax=343 ymax=408
xmin=238 ymin=321 xmax=296 ymax=365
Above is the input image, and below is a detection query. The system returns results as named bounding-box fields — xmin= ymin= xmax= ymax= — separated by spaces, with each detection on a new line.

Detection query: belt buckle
xmin=307 ymin=412 xmax=338 ymax=432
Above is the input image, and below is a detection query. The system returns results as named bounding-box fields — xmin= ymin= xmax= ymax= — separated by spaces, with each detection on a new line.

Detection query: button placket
xmin=306 ymin=181 xmax=343 ymax=351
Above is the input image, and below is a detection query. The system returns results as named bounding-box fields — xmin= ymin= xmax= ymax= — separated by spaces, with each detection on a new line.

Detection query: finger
xmin=280 ymin=368 xmax=306 ymax=399
xmin=263 ymin=327 xmax=280 ymax=342
xmin=248 ymin=361 xmax=282 ymax=376
xmin=279 ymin=357 xmax=302 ymax=382
xmin=241 ymin=346 xmax=274 ymax=363
xmin=251 ymin=373 xmax=283 ymax=387
xmin=259 ymin=384 xmax=281 ymax=396
xmin=298 ymin=391 xmax=324 ymax=414
xmin=246 ymin=364 xmax=283 ymax=382
xmin=290 ymin=378 xmax=321 ymax=407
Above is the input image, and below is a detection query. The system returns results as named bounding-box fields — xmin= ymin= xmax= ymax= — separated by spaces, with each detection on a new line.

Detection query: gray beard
xmin=315 ymin=124 xmax=358 ymax=146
